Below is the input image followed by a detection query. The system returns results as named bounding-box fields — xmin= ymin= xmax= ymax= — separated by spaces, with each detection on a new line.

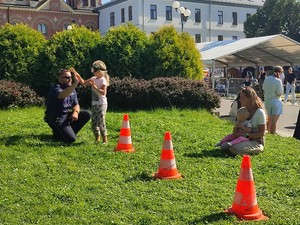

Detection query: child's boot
xmin=102 ymin=135 xmax=108 ymax=144
xmin=95 ymin=134 xmax=101 ymax=142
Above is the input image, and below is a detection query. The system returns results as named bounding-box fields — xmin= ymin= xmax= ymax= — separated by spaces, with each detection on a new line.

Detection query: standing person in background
xmin=44 ymin=69 xmax=91 ymax=143
xmin=242 ymin=72 xmax=252 ymax=87
xmin=229 ymin=93 xmax=241 ymax=118
xmin=258 ymin=67 xmax=266 ymax=100
xmin=263 ymin=66 xmax=284 ymax=134
xmin=284 ymin=66 xmax=297 ymax=105
xmin=71 ymin=60 xmax=110 ymax=143
xmin=279 ymin=70 xmax=285 ymax=90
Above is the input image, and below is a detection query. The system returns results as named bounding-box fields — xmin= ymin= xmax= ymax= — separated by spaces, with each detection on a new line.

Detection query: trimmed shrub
xmin=143 ymin=26 xmax=203 ymax=80
xmin=100 ymin=23 xmax=149 ymax=78
xmin=33 ymin=25 xmax=102 ymax=97
xmin=0 ymin=23 xmax=47 ymax=86
xmin=103 ymin=77 xmax=220 ymax=111
xmin=0 ymin=80 xmax=44 ymax=109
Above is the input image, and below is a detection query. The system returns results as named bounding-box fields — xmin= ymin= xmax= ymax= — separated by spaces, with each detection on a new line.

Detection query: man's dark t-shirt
xmin=45 ymin=84 xmax=78 ymax=123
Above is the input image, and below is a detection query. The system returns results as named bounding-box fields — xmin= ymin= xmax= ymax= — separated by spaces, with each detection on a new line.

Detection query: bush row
xmin=0 ymin=24 xmax=203 ymax=98
xmin=0 ymin=80 xmax=44 ymax=109
xmin=78 ymin=77 xmax=220 ymax=111
xmin=1 ymin=77 xmax=220 ymax=111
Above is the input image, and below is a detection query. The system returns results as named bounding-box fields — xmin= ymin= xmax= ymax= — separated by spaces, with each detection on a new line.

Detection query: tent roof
xmin=197 ymin=34 xmax=300 ymax=67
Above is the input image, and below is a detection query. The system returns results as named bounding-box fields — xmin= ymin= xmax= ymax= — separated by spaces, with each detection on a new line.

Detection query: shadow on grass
xmin=1 ymin=134 xmax=84 ymax=147
xmin=125 ymin=172 xmax=156 ymax=182
xmin=183 ymin=149 xmax=234 ymax=158
xmin=189 ymin=212 xmax=232 ymax=224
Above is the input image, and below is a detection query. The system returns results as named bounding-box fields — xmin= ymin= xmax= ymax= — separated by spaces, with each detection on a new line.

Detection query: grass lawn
xmin=0 ymin=107 xmax=299 ymax=225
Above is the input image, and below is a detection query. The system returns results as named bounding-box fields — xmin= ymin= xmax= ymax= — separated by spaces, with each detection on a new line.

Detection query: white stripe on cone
xmin=122 ymin=121 xmax=130 ymax=129
xmin=163 ymin=141 xmax=173 ymax=150
xmin=159 ymin=159 xmax=177 ymax=169
xmin=119 ymin=136 xmax=132 ymax=144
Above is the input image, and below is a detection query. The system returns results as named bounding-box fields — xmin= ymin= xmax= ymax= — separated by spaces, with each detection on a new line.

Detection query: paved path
xmin=215 ymin=97 xmax=300 ymax=137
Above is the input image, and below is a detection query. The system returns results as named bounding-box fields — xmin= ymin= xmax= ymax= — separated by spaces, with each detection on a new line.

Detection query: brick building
xmin=0 ymin=0 xmax=101 ymax=39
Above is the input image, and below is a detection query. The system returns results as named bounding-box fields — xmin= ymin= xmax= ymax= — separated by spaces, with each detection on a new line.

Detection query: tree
xmin=33 ymin=25 xmax=102 ymax=96
xmin=244 ymin=0 xmax=300 ymax=42
xmin=100 ymin=23 xmax=149 ymax=78
xmin=144 ymin=26 xmax=203 ymax=79
xmin=0 ymin=23 xmax=47 ymax=86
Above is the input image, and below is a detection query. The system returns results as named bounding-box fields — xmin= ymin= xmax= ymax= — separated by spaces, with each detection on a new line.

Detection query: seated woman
xmin=220 ymin=87 xmax=266 ymax=155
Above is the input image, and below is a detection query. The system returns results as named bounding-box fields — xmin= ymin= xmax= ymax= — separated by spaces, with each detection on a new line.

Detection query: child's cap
xmin=92 ymin=60 xmax=107 ymax=72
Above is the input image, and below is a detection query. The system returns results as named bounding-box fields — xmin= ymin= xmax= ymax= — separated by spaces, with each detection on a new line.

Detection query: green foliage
xmin=0 ymin=23 xmax=47 ymax=85
xmin=104 ymin=76 xmax=220 ymax=111
xmin=33 ymin=25 xmax=102 ymax=96
xmin=0 ymin=80 xmax=44 ymax=109
xmin=0 ymin=107 xmax=299 ymax=224
xmin=100 ymin=23 xmax=149 ymax=78
xmin=244 ymin=0 xmax=300 ymax=42
xmin=144 ymin=26 xmax=203 ymax=80
xmin=0 ymin=23 xmax=205 ymax=101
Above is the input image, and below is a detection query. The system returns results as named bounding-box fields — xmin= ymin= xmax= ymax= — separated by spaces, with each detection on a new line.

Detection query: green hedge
xmin=77 ymin=77 xmax=220 ymax=111
xmin=0 ymin=80 xmax=44 ymax=109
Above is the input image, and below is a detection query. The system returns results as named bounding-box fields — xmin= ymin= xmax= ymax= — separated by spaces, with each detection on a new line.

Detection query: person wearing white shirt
xmin=263 ymin=66 xmax=284 ymax=134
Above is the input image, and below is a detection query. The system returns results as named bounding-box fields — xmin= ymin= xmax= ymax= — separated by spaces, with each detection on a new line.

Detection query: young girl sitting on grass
xmin=215 ymin=107 xmax=252 ymax=148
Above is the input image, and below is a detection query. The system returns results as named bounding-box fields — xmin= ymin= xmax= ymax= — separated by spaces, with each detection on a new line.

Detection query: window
xmin=166 ymin=6 xmax=172 ymax=21
xmin=218 ymin=11 xmax=223 ymax=24
xmin=37 ymin=23 xmax=46 ymax=34
xmin=232 ymin=12 xmax=237 ymax=25
xmin=68 ymin=0 xmax=76 ymax=8
xmin=150 ymin=5 xmax=157 ymax=20
xmin=232 ymin=36 xmax=238 ymax=40
xmin=121 ymin=8 xmax=125 ymax=23
xmin=91 ymin=0 xmax=96 ymax=7
xmin=83 ymin=0 xmax=88 ymax=7
xmin=218 ymin=35 xmax=223 ymax=41
xmin=195 ymin=8 xmax=201 ymax=23
xmin=110 ymin=12 xmax=115 ymax=26
xmin=195 ymin=34 xmax=201 ymax=43
xmin=128 ymin=6 xmax=132 ymax=21
xmin=246 ymin=13 xmax=251 ymax=20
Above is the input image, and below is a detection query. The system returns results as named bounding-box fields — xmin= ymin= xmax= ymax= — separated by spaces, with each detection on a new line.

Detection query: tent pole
xmin=211 ymin=60 xmax=215 ymax=90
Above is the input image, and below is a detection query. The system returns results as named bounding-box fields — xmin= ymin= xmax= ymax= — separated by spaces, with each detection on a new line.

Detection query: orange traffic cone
xmin=226 ymin=155 xmax=268 ymax=221
xmin=114 ymin=114 xmax=135 ymax=153
xmin=154 ymin=132 xmax=182 ymax=179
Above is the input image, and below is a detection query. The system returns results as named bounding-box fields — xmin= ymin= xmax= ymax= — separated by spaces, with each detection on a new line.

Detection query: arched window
xmin=37 ymin=23 xmax=47 ymax=34
xmin=91 ymin=0 xmax=96 ymax=7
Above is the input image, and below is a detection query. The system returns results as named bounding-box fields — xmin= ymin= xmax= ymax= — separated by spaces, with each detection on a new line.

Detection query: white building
xmin=96 ymin=0 xmax=264 ymax=42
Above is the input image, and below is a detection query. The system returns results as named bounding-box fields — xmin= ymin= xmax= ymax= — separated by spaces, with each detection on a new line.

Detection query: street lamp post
xmin=172 ymin=1 xmax=191 ymax=33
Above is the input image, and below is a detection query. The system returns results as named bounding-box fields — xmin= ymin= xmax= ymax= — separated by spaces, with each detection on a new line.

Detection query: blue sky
xmin=102 ymin=0 xmax=110 ymax=4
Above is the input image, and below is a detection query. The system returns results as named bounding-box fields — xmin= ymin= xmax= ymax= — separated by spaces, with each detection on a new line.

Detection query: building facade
xmin=0 ymin=0 xmax=101 ymax=39
xmin=96 ymin=0 xmax=264 ymax=42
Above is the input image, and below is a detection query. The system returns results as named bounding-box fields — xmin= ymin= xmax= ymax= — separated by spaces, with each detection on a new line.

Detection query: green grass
xmin=0 ymin=107 xmax=299 ymax=225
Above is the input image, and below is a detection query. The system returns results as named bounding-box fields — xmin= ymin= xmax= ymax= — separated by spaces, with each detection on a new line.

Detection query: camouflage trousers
xmin=91 ymin=104 xmax=107 ymax=137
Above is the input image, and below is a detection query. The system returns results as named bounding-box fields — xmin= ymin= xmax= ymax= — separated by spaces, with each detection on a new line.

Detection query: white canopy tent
xmin=197 ymin=34 xmax=300 ymax=68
